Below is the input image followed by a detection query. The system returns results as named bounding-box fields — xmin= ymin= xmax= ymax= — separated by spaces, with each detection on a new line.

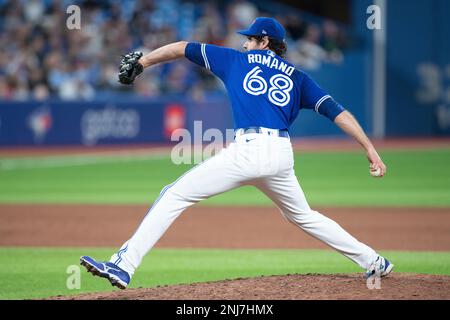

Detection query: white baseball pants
xmin=111 ymin=130 xmax=378 ymax=276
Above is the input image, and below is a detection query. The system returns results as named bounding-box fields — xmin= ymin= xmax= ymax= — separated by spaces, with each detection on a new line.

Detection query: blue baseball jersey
xmin=185 ymin=43 xmax=345 ymax=130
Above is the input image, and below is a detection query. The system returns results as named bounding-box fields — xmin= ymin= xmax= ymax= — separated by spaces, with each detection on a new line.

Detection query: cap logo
xmin=262 ymin=29 xmax=267 ymax=34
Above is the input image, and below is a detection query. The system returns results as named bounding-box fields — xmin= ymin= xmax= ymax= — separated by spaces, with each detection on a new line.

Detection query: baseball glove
xmin=118 ymin=51 xmax=144 ymax=85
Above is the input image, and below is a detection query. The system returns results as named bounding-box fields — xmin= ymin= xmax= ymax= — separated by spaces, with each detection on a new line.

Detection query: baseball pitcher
xmin=80 ymin=17 xmax=393 ymax=289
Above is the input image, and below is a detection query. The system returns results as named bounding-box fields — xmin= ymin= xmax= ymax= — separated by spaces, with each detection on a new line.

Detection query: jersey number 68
xmin=243 ymin=66 xmax=293 ymax=107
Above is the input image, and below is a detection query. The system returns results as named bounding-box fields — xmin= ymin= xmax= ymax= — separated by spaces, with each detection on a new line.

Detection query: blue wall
xmin=0 ymin=99 xmax=233 ymax=146
xmin=353 ymin=0 xmax=450 ymax=136
xmin=385 ymin=0 xmax=450 ymax=136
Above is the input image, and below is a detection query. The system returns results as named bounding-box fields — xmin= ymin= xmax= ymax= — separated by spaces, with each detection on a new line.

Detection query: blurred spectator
xmin=321 ymin=19 xmax=344 ymax=64
xmin=0 ymin=0 xmax=350 ymax=100
xmin=59 ymin=78 xmax=94 ymax=100
xmin=229 ymin=0 xmax=258 ymax=28
xmin=0 ymin=76 xmax=9 ymax=99
xmin=33 ymin=83 xmax=50 ymax=101
xmin=290 ymin=24 xmax=327 ymax=70
xmin=285 ymin=13 xmax=308 ymax=41
xmin=24 ymin=0 xmax=45 ymax=25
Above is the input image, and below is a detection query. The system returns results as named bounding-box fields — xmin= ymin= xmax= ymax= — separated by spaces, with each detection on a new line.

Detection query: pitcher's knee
xmin=159 ymin=183 xmax=174 ymax=195
xmin=162 ymin=182 xmax=200 ymax=203
xmin=157 ymin=184 xmax=182 ymax=202
xmin=285 ymin=209 xmax=325 ymax=225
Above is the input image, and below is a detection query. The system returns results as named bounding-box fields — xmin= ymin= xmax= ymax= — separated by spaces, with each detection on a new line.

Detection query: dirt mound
xmin=49 ymin=273 xmax=450 ymax=300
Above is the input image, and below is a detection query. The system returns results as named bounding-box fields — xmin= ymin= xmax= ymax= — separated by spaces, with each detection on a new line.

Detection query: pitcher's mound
xmin=51 ymin=273 xmax=449 ymax=300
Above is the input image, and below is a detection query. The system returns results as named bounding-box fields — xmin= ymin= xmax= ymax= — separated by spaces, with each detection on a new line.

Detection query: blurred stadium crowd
xmin=0 ymin=0 xmax=349 ymax=101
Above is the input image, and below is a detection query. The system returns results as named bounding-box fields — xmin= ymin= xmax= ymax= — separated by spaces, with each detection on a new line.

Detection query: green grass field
xmin=0 ymin=148 xmax=449 ymax=206
xmin=1 ymin=248 xmax=449 ymax=299
xmin=0 ymin=148 xmax=449 ymax=299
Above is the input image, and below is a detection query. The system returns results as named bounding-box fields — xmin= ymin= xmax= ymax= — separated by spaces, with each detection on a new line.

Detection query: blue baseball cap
xmin=237 ymin=17 xmax=286 ymax=42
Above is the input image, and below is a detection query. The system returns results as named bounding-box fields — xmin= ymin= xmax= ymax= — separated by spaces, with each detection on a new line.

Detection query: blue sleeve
xmin=185 ymin=42 xmax=238 ymax=80
xmin=299 ymin=71 xmax=345 ymax=121
xmin=316 ymin=97 xmax=346 ymax=121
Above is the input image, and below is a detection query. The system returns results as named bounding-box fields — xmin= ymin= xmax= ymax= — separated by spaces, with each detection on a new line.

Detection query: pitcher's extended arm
xmin=118 ymin=42 xmax=188 ymax=84
xmin=334 ymin=111 xmax=387 ymax=176
xmin=138 ymin=41 xmax=188 ymax=68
